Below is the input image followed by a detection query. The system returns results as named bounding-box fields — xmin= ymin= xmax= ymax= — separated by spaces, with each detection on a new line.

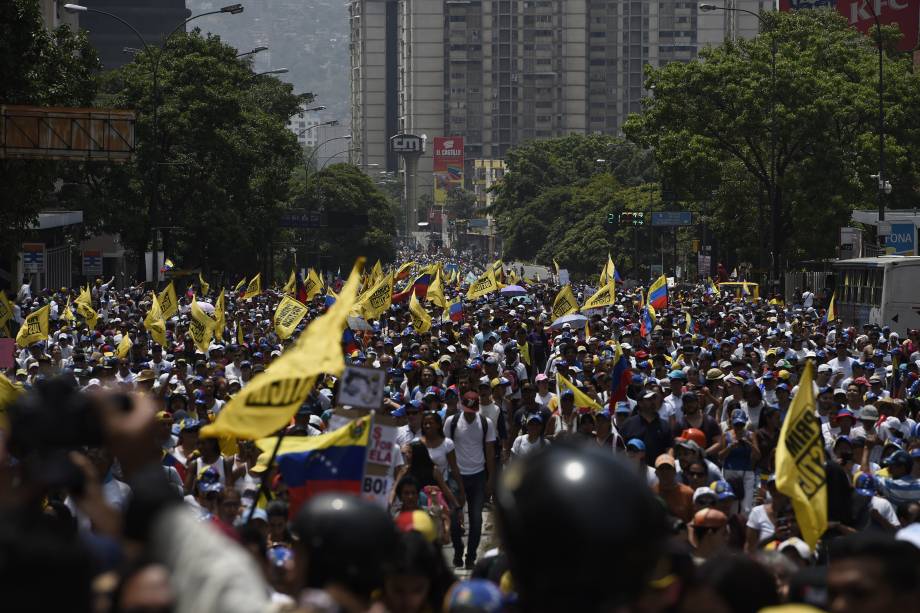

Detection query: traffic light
xmin=619 ymin=212 xmax=646 ymax=226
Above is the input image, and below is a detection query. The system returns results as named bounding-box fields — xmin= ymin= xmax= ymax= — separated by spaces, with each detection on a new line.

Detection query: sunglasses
xmin=687 ymin=471 xmax=706 ymax=477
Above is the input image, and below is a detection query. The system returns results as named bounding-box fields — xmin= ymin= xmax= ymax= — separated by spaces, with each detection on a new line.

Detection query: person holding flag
xmin=647 ymin=274 xmax=668 ymax=310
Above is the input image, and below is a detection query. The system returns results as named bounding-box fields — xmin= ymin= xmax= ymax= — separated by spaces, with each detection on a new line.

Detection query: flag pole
xmin=245 ymin=427 xmax=288 ymax=524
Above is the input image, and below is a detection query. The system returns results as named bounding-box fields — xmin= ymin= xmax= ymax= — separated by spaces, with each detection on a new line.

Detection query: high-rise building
xmin=78 ymin=1 xmax=191 ymax=70
xmin=349 ymin=0 xmax=773 ymax=234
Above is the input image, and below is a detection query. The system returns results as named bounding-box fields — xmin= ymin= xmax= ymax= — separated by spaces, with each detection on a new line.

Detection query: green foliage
xmin=624 ymin=9 xmax=920 ymax=267
xmin=293 ymin=163 xmax=397 ymax=266
xmin=445 ymin=188 xmax=478 ymax=221
xmin=490 ymin=135 xmax=657 ymax=266
xmin=64 ymin=30 xmax=307 ymax=277
xmin=0 ymin=0 xmax=100 ymax=233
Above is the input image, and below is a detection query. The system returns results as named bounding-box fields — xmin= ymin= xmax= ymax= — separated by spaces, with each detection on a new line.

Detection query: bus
xmin=832 ymin=256 xmax=920 ymax=333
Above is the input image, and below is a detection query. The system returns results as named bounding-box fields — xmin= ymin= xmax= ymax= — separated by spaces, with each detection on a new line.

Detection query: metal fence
xmin=44 ymin=244 xmax=71 ymax=290
xmin=784 ymin=271 xmax=834 ymax=306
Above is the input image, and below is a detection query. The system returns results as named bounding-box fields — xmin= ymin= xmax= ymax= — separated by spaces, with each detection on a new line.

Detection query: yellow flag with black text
xmin=0 ymin=292 xmax=14 ymax=330
xmin=60 ymin=296 xmax=75 ymax=323
xmin=116 ymin=333 xmax=133 ymax=358
xmin=582 ymin=280 xmax=616 ymax=310
xmin=75 ymin=286 xmax=92 ymax=308
xmin=359 ymin=271 xmax=393 ymax=320
xmin=775 ymin=360 xmax=827 ymax=550
xmin=243 ymin=273 xmax=262 ymax=301
xmin=157 ymin=281 xmax=178 ymax=320
xmin=16 ymin=304 xmax=49 ymax=348
xmin=274 ymin=295 xmax=309 ymax=340
xmin=371 ymin=260 xmax=383 ymax=284
xmin=234 ymin=277 xmax=247 ymax=292
xmin=144 ymin=293 xmax=167 ymax=347
xmin=466 ymin=267 xmax=499 ymax=300
xmin=551 ymin=285 xmax=579 ymax=319
xmin=201 ymin=259 xmax=365 ymax=441
xmin=75 ymin=299 xmax=99 ymax=330
xmin=304 ymin=268 xmax=324 ymax=301
xmin=189 ymin=298 xmax=216 ymax=353
xmin=427 ymin=270 xmax=447 ymax=309
xmin=409 ymin=290 xmax=432 ymax=333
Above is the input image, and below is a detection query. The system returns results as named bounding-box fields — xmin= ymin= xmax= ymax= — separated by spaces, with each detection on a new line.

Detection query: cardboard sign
xmin=338 ymin=366 xmax=386 ymax=409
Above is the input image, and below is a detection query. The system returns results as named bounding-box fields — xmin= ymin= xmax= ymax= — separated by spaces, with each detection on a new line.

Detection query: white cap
xmin=817 ymin=364 xmax=832 ymax=373
xmin=779 ymin=537 xmax=814 ymax=559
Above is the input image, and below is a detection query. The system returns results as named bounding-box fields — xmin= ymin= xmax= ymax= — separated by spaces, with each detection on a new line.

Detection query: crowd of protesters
xmin=1 ymin=250 xmax=920 ymax=613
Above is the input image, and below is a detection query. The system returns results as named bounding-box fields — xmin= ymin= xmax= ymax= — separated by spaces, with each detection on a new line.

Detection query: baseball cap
xmin=668 ymin=369 xmax=686 ymax=380
xmin=525 ymin=413 xmax=544 ymax=425
xmin=859 ymin=405 xmax=880 ymax=420
xmin=626 ymin=438 xmax=645 ymax=452
xmin=692 ymin=487 xmax=717 ymax=506
xmin=853 ymin=472 xmax=876 ymax=497
xmin=731 ymin=409 xmax=748 ymax=425
xmin=654 ymin=454 xmax=676 ymax=469
xmin=705 ymin=368 xmax=725 ymax=381
xmin=462 ymin=391 xmax=480 ymax=412
xmin=614 ymin=401 xmax=632 ymax=414
xmin=778 ymin=537 xmax=813 ymax=560
xmin=710 ymin=480 xmax=736 ymax=500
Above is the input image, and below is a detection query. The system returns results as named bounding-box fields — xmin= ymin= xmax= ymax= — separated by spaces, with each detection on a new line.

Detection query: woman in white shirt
xmin=511 ymin=414 xmax=549 ymax=458
xmin=421 ymin=411 xmax=466 ymax=509
xmin=534 ymin=374 xmax=557 ymax=407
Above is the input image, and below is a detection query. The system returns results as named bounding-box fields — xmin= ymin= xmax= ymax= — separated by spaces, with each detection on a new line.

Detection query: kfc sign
xmin=780 ymin=0 xmax=919 ymax=51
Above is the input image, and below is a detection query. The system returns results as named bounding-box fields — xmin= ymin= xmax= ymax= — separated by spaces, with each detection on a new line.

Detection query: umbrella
xmin=499 ymin=284 xmax=527 ymax=297
xmin=347 ymin=314 xmax=373 ymax=331
xmin=550 ymin=313 xmax=588 ymax=330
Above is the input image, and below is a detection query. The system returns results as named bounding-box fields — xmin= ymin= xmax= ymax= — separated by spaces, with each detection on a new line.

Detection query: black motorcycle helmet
xmin=495 ymin=442 xmax=667 ymax=612
xmin=292 ymin=493 xmax=398 ymax=600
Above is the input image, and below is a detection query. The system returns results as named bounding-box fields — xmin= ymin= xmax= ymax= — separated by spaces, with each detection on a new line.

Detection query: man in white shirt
xmin=395 ymin=401 xmax=424 ymax=447
xmin=801 ymin=288 xmax=815 ymax=308
xmin=827 ymin=343 xmax=855 ymax=380
xmin=445 ymin=391 xmax=496 ymax=570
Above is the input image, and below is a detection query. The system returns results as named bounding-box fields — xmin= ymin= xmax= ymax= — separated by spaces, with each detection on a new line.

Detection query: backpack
xmin=448 ymin=413 xmax=489 ymax=458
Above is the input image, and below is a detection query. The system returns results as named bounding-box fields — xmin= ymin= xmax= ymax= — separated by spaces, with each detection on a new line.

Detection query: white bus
xmin=832 ymin=256 xmax=920 ymax=333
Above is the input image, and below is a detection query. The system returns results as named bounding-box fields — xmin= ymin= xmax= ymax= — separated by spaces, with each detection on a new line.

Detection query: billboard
xmin=779 ymin=1 xmax=919 ymax=52
xmin=22 ymin=243 xmax=45 ymax=274
xmin=433 ymin=136 xmax=464 ymax=205
xmin=885 ymin=222 xmax=915 ymax=255
xmin=1 ymin=105 xmax=135 ymax=161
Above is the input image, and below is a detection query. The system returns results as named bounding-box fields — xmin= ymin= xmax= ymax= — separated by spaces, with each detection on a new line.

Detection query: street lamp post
xmin=866 ymin=5 xmax=888 ymax=234
xmin=236 ymin=45 xmax=268 ymax=57
xmin=700 ymin=3 xmax=779 ymax=285
xmin=64 ymin=3 xmax=244 ymax=286
xmin=252 ymin=68 xmax=289 ymax=77
xmin=321 ymin=148 xmax=360 ymax=170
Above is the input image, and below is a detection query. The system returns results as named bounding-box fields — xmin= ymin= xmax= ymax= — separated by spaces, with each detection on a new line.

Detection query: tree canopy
xmin=624 ymin=9 xmax=920 ymax=269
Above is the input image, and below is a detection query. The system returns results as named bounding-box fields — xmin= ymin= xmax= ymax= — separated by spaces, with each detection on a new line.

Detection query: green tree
xmin=445 ymin=188 xmax=478 ymax=221
xmin=66 ymin=30 xmax=307 ymax=278
xmin=292 ymin=163 xmax=397 ymax=267
xmin=624 ymin=10 xmax=920 ymax=273
xmin=0 ymin=0 xmax=99 ymax=238
xmin=490 ymin=135 xmax=656 ymax=262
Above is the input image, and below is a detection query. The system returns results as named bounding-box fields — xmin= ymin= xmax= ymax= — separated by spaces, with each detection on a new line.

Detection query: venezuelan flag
xmin=392 ymin=272 xmax=432 ymax=303
xmin=260 ymin=416 xmax=370 ymax=515
xmin=647 ymin=274 xmax=668 ymax=310
xmin=448 ymin=299 xmax=463 ymax=322
xmin=706 ymin=278 xmax=719 ymax=296
xmin=640 ymin=304 xmax=656 ymax=338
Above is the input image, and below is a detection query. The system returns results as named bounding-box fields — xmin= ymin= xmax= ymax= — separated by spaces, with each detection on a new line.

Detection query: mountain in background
xmin=189 ymin=0 xmax=349 ymax=127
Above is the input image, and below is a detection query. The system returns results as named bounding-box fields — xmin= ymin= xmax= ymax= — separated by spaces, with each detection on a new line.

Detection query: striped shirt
xmin=876 ymin=475 xmax=920 ymax=506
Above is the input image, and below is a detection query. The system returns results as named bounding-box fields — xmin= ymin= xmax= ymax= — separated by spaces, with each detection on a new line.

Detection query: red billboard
xmin=779 ymin=1 xmax=919 ymax=52
xmin=433 ymin=136 xmax=464 ymax=205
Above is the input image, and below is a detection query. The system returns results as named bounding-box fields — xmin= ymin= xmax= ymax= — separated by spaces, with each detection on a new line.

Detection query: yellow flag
xmin=409 ymin=290 xmax=432 ymax=333
xmin=234 ymin=277 xmax=247 ymax=292
xmin=144 ymin=293 xmax=167 ymax=347
xmin=116 ymin=333 xmax=133 ymax=359
xmin=274 ymin=295 xmax=309 ymax=340
xmin=202 ymin=258 xmax=365 ymax=440
xmin=520 ymin=341 xmax=531 ymax=366
xmin=0 ymin=373 xmax=24 ymax=432
xmin=557 ymin=372 xmax=603 ymax=412
xmin=16 ymin=304 xmax=50 ymax=348
xmin=775 ymin=360 xmax=827 ymax=550
xmin=582 ymin=280 xmax=616 ymax=310
xmin=60 ymin=296 xmax=76 ymax=323
xmin=189 ymin=297 xmax=216 ymax=353
xmin=396 ymin=260 xmax=415 ymax=280
xmin=551 ymin=285 xmax=579 ymax=319
xmin=198 ymin=273 xmax=210 ymax=296
xmin=304 ymin=268 xmax=324 ymax=301
xmin=243 ymin=273 xmax=262 ymax=301
xmin=427 ymin=270 xmax=447 ymax=309
xmin=283 ymin=270 xmax=296 ymax=295
xmin=157 ymin=281 xmax=178 ymax=320
xmin=75 ymin=299 xmax=99 ymax=330
xmin=0 ymin=292 xmax=14 ymax=329
xmin=358 ymin=271 xmax=393 ymax=321
xmin=75 ymin=286 xmax=92 ymax=308
xmin=214 ymin=290 xmax=226 ymax=342
xmin=237 ymin=321 xmax=245 ymax=346
xmin=492 ymin=259 xmax=505 ymax=283
xmin=371 ymin=260 xmax=383 ymax=284
xmin=466 ymin=267 xmax=499 ymax=300
xmin=507 ymin=269 xmax=518 ymax=285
